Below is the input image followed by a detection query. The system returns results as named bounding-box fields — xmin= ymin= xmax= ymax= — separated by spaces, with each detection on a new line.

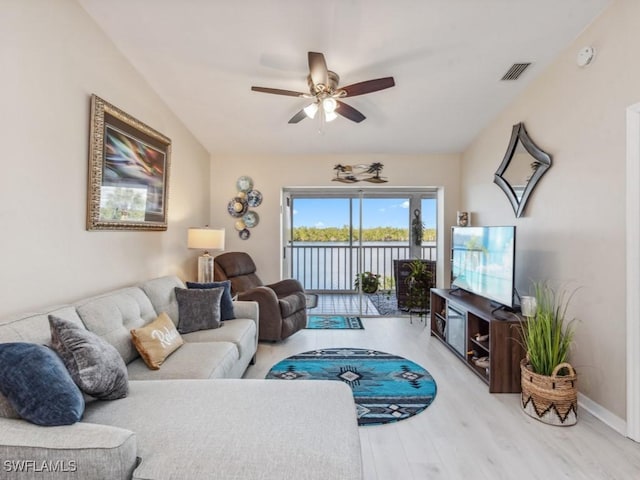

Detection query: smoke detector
xmin=577 ymin=46 xmax=596 ymax=67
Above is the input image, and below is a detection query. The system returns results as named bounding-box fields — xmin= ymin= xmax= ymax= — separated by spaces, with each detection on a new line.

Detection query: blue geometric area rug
xmin=265 ymin=348 xmax=437 ymax=426
xmin=305 ymin=315 xmax=364 ymax=330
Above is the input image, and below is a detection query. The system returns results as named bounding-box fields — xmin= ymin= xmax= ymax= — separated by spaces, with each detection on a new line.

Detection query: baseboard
xmin=578 ymin=392 xmax=627 ymax=436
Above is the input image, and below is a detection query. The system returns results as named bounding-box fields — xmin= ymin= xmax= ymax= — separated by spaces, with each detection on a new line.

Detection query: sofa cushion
xmin=0 ymin=417 xmax=138 ymax=480
xmin=0 ymin=343 xmax=84 ymax=426
xmin=175 ymin=287 xmax=223 ymax=334
xmin=82 ymin=379 xmax=363 ymax=480
xmin=130 ymin=312 xmax=184 ymax=370
xmin=75 ymin=287 xmax=158 ymax=364
xmin=0 ymin=306 xmax=85 ymax=346
xmin=127 ymin=342 xmax=238 ymax=380
xmin=139 ymin=275 xmax=185 ymax=326
xmin=181 ymin=319 xmax=256 ymax=360
xmin=186 ymin=280 xmax=235 ymax=320
xmin=49 ymin=315 xmax=129 ymax=400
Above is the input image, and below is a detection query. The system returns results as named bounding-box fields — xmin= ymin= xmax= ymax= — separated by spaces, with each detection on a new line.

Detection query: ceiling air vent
xmin=501 ymin=63 xmax=532 ymax=81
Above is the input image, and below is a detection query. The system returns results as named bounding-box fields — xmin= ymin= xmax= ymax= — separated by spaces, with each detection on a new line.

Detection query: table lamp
xmin=188 ymin=227 xmax=225 ymax=282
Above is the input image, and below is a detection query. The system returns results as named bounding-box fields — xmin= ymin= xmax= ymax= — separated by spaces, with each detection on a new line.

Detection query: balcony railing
xmin=287 ymin=243 xmax=437 ymax=292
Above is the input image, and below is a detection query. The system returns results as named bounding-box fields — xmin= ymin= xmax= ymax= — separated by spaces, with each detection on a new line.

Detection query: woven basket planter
xmin=520 ymin=359 xmax=578 ymax=426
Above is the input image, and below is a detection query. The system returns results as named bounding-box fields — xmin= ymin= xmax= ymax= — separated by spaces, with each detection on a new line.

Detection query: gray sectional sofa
xmin=0 ymin=275 xmax=362 ymax=480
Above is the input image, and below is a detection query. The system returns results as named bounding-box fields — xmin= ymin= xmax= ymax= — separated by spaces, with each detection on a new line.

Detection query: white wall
xmin=461 ymin=0 xmax=637 ymax=420
xmin=0 ymin=0 xmax=210 ymax=317
xmin=210 ymin=153 xmax=461 ymax=285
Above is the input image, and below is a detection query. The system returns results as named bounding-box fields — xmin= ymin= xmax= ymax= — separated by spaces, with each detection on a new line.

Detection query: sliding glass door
xmin=283 ymin=188 xmax=437 ymax=316
xmin=286 ymin=196 xmax=356 ymax=291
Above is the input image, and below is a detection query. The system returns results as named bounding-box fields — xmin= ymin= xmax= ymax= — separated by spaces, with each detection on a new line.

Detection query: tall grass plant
xmin=521 ymin=282 xmax=577 ymax=376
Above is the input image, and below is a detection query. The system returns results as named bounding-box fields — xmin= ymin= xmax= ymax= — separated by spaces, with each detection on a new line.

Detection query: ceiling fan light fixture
xmin=252 ymin=52 xmax=395 ymax=125
xmin=303 ymin=102 xmax=319 ymax=119
xmin=322 ymin=97 xmax=337 ymax=113
xmin=325 ymin=110 xmax=338 ymax=122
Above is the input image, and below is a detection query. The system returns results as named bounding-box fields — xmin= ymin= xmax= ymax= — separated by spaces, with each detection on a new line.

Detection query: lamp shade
xmin=322 ymin=97 xmax=337 ymax=113
xmin=304 ymin=102 xmax=319 ymax=119
xmin=188 ymin=228 xmax=225 ymax=251
xmin=188 ymin=228 xmax=225 ymax=283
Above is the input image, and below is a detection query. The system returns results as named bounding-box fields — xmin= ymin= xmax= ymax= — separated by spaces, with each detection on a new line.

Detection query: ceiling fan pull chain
xmin=317 ymin=109 xmax=326 ymax=135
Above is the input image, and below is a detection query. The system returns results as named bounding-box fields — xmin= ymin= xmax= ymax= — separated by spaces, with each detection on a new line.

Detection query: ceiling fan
xmin=251 ymin=52 xmax=395 ymax=124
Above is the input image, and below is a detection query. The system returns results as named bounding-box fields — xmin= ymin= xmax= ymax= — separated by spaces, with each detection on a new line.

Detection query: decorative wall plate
xmin=227 ymin=197 xmax=248 ymax=217
xmin=247 ymin=189 xmax=263 ymax=207
xmin=239 ymin=228 xmax=251 ymax=240
xmin=234 ymin=219 xmax=246 ymax=231
xmin=236 ymin=176 xmax=254 ymax=192
xmin=243 ymin=211 xmax=260 ymax=228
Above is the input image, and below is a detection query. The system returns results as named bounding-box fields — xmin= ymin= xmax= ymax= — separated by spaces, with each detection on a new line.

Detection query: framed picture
xmin=87 ymin=94 xmax=171 ymax=231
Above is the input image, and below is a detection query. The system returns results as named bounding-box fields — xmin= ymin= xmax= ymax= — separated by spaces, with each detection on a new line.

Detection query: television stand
xmin=489 ymin=301 xmax=520 ymax=315
xmin=448 ymin=286 xmax=465 ymax=296
xmin=430 ymin=288 xmax=526 ymax=393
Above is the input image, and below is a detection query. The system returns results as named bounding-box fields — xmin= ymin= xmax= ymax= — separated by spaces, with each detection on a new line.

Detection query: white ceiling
xmin=77 ymin=0 xmax=611 ymax=156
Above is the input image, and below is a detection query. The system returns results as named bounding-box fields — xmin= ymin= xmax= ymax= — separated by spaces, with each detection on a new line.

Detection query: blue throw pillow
xmin=186 ymin=280 xmax=235 ymax=320
xmin=0 ymin=342 xmax=84 ymax=426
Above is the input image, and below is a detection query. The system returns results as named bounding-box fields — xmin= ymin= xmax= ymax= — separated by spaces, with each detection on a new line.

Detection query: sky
xmin=292 ymin=197 xmax=436 ymax=229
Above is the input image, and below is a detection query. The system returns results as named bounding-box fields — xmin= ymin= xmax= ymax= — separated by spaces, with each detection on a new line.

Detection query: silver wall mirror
xmin=494 ymin=122 xmax=552 ymax=217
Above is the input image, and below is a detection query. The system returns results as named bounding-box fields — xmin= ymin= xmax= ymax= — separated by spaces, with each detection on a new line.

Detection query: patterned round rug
xmin=265 ymin=347 xmax=437 ymax=426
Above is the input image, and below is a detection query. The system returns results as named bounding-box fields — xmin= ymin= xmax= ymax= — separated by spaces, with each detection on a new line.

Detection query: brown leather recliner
xmin=214 ymin=252 xmax=307 ymax=342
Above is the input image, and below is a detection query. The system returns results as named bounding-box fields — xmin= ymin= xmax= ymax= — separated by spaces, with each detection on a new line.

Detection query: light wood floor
xmin=244 ymin=316 xmax=640 ymax=480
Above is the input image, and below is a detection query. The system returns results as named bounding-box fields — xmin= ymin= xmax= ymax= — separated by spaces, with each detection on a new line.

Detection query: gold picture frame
xmin=87 ymin=94 xmax=171 ymax=231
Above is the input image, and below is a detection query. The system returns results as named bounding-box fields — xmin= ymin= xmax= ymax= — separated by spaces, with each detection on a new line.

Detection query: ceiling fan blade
xmin=288 ymin=109 xmax=308 ymax=124
xmin=340 ymin=77 xmax=395 ymax=97
xmin=251 ymin=86 xmax=306 ymax=97
xmin=335 ymin=101 xmax=366 ymax=123
xmin=308 ymin=52 xmax=328 ymax=88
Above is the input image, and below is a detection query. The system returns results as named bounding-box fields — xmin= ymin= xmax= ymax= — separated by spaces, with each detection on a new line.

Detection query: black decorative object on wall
xmin=411 ymin=209 xmax=423 ymax=246
xmin=494 ymin=123 xmax=552 ymax=217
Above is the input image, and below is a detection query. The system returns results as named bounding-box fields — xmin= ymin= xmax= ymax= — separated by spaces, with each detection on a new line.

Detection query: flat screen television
xmin=451 ymin=226 xmax=516 ymax=309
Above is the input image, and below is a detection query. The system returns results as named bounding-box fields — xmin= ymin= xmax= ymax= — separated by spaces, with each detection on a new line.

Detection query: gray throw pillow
xmin=49 ymin=315 xmax=128 ymax=400
xmin=175 ymin=287 xmax=224 ymax=334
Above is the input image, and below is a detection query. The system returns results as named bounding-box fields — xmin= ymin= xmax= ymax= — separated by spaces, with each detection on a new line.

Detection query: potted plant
xmin=404 ymin=259 xmax=434 ymax=318
xmin=354 ymin=272 xmax=381 ymax=294
xmin=519 ymin=282 xmax=578 ymax=426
